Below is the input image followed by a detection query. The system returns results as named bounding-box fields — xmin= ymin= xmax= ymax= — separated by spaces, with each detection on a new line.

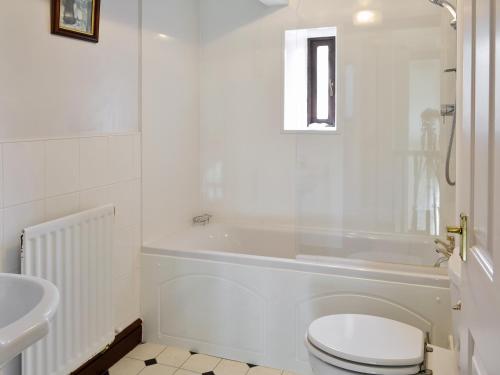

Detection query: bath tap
xmin=433 ymin=236 xmax=455 ymax=267
xmin=434 ymin=256 xmax=450 ymax=267
xmin=435 ymin=247 xmax=452 ymax=258
xmin=434 ymin=236 xmax=455 ymax=255
xmin=193 ymin=214 xmax=212 ymax=225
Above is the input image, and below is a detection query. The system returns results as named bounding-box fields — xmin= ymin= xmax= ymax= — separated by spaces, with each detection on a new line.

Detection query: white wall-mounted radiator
xmin=21 ymin=205 xmax=115 ymax=375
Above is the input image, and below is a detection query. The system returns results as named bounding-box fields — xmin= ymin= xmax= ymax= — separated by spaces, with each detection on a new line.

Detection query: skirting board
xmin=71 ymin=319 xmax=142 ymax=375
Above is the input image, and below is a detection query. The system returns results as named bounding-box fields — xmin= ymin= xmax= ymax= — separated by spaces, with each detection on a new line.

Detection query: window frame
xmin=307 ymin=36 xmax=336 ymax=127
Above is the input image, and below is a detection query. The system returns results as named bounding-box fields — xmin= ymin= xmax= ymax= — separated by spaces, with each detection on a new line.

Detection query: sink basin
xmin=0 ymin=274 xmax=59 ymax=368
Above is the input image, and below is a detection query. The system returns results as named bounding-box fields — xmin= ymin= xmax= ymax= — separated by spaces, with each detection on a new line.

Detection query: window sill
xmin=282 ymin=128 xmax=340 ymax=135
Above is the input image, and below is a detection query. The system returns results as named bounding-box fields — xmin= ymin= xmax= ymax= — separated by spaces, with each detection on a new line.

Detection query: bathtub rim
xmin=142 ymin=245 xmax=450 ymax=288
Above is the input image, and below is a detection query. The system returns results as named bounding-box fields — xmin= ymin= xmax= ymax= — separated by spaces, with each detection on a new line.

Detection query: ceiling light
xmin=353 ymin=10 xmax=381 ymax=25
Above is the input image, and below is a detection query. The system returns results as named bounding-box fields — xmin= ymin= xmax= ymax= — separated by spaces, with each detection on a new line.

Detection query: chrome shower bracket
xmin=441 ymin=104 xmax=455 ymax=117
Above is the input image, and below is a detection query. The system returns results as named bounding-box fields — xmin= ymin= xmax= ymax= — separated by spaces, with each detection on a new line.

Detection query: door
xmin=455 ymin=0 xmax=500 ymax=373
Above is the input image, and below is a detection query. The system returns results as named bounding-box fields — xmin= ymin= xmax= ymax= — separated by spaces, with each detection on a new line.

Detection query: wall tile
xmin=3 ymin=142 xmax=45 ymax=207
xmin=0 ymin=144 xmax=3 ymax=209
xmin=79 ymin=186 xmax=110 ymax=211
xmin=109 ymin=135 xmax=139 ymax=183
xmin=113 ymin=269 xmax=140 ymax=331
xmin=45 ymin=193 xmax=80 ymax=221
xmin=134 ymin=134 xmax=142 ymax=180
xmin=141 ymin=0 xmax=200 ymax=244
xmin=0 ymin=209 xmax=3 ymax=272
xmin=45 ymin=139 xmax=79 ymax=197
xmin=2 ymin=200 xmax=45 ymax=273
xmin=108 ymin=180 xmax=140 ymax=227
xmin=79 ymin=137 xmax=109 ymax=190
xmin=113 ymin=224 xmax=140 ymax=279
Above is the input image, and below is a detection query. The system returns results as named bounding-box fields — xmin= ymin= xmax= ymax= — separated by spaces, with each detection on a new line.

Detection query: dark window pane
xmin=307 ymin=37 xmax=336 ymax=127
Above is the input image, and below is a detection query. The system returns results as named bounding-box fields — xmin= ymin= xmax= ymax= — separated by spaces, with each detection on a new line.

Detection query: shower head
xmin=428 ymin=0 xmax=457 ymax=29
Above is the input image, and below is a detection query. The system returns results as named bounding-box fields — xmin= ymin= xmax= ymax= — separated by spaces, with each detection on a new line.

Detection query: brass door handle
xmin=447 ymin=214 xmax=468 ymax=262
xmin=447 ymin=226 xmax=462 ymax=235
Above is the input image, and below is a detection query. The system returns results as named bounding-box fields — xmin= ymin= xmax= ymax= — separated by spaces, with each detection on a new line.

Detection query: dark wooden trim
xmin=51 ymin=0 xmax=101 ymax=43
xmin=71 ymin=319 xmax=142 ymax=375
xmin=307 ymin=36 xmax=336 ymax=127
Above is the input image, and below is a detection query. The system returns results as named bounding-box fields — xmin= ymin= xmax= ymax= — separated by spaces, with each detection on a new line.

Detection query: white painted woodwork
xmin=455 ymin=0 xmax=500 ymax=373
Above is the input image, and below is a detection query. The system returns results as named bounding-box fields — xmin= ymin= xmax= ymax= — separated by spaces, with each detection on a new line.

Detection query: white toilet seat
xmin=305 ymin=335 xmax=422 ymax=375
xmin=306 ymin=314 xmax=425 ymax=375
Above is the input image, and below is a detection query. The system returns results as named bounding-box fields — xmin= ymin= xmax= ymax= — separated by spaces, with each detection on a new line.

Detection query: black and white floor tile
xmin=107 ymin=343 xmax=299 ymax=375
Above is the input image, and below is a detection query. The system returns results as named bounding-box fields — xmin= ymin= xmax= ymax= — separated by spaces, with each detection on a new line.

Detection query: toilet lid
xmin=305 ymin=335 xmax=422 ymax=375
xmin=307 ymin=314 xmax=425 ymax=367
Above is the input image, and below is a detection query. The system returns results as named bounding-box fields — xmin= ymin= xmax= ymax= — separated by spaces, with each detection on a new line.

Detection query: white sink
xmin=0 ymin=274 xmax=59 ymax=368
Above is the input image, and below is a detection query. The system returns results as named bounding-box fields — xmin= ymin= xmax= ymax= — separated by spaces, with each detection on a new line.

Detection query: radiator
xmin=21 ymin=205 xmax=115 ymax=375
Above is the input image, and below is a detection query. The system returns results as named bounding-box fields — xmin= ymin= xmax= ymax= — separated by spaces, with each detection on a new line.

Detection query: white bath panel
xmin=142 ymin=239 xmax=452 ymax=375
xmin=158 ymin=275 xmax=266 ymax=355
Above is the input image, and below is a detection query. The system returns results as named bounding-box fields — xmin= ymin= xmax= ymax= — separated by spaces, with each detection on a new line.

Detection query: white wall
xmin=140 ymin=0 xmax=457 ymax=245
xmin=199 ymin=0 xmax=457 ymax=236
xmin=0 ymin=1 xmax=141 ymax=374
xmin=142 ymin=0 xmax=201 ymax=244
xmin=0 ymin=0 xmax=139 ymax=140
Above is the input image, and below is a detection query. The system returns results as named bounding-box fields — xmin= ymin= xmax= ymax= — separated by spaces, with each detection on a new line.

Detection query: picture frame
xmin=51 ymin=0 xmax=101 ymax=43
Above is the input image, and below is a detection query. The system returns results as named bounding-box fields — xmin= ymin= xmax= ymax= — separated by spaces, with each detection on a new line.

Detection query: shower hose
xmin=445 ymin=104 xmax=456 ymax=187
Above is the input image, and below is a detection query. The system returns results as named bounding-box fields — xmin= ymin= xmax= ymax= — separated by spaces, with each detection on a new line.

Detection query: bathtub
xmin=141 ymin=223 xmax=451 ymax=375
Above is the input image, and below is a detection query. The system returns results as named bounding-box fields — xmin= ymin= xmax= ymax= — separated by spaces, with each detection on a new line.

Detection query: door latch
xmin=447 ymin=213 xmax=468 ymax=262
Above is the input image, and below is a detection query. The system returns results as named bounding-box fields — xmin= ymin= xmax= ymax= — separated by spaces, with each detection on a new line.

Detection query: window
xmin=307 ymin=37 xmax=336 ymax=127
xmin=284 ymin=27 xmax=337 ymax=133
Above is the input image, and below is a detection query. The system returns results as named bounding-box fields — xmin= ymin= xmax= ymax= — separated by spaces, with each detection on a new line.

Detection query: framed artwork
xmin=51 ymin=0 xmax=101 ymax=43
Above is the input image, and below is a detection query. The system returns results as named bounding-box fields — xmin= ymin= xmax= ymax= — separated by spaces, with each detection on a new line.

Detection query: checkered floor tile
xmin=106 ymin=343 xmax=300 ymax=375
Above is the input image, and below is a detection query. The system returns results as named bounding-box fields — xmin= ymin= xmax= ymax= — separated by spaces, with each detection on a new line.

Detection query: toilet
xmin=306 ymin=314 xmax=426 ymax=375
